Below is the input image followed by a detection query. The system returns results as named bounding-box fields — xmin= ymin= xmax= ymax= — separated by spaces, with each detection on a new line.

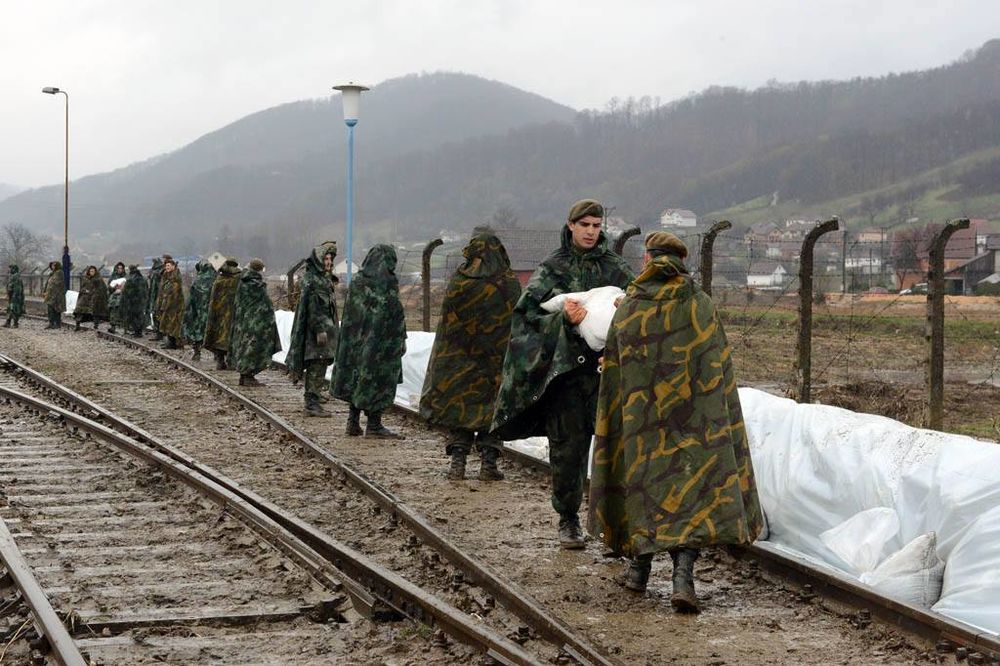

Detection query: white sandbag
xmin=63 ymin=290 xmax=79 ymax=315
xmin=109 ymin=277 xmax=127 ymax=289
xmin=540 ymin=286 xmax=624 ymax=351
xmin=820 ymin=507 xmax=900 ymax=575
xmin=395 ymin=331 xmax=435 ymax=411
xmin=860 ymin=532 xmax=944 ymax=608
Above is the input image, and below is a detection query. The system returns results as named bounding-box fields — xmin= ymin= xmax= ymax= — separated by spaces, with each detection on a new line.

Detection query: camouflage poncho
xmin=146 ymin=258 xmax=164 ymax=322
xmin=181 ymin=262 xmax=217 ymax=343
xmin=420 ymin=233 xmax=521 ymax=430
xmin=107 ymin=262 xmax=127 ymax=287
xmin=203 ymin=263 xmax=241 ymax=352
xmin=6 ymin=265 xmax=24 ymax=317
xmin=587 ymin=254 xmax=764 ymax=557
xmin=230 ymin=268 xmax=280 ymax=375
xmin=331 ymin=245 xmax=406 ymax=412
xmin=286 ymin=244 xmax=339 ymax=381
xmin=122 ymin=267 xmax=148 ymax=332
xmin=43 ymin=262 xmax=67 ymax=313
xmin=75 ymin=267 xmax=110 ymax=320
xmin=491 ymin=227 xmax=634 ymax=439
xmin=155 ymin=268 xmax=185 ymax=338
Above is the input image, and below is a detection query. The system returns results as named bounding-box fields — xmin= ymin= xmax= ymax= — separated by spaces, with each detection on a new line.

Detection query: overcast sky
xmin=2 ymin=0 xmax=997 ymax=188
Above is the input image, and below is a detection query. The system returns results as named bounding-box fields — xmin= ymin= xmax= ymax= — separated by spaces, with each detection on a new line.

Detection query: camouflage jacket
xmin=146 ymin=258 xmax=163 ymax=318
xmin=419 ymin=233 xmax=521 ymax=431
xmin=181 ymin=262 xmax=217 ymax=343
xmin=155 ymin=269 xmax=185 ymax=338
xmin=43 ymin=263 xmax=67 ymax=312
xmin=491 ymin=227 xmax=634 ymax=439
xmin=230 ymin=268 xmax=280 ymax=375
xmin=587 ymin=254 xmax=764 ymax=556
xmin=203 ymin=264 xmax=241 ymax=352
xmin=331 ymin=245 xmax=406 ymax=412
xmin=75 ymin=268 xmax=110 ymax=319
xmin=122 ymin=267 xmax=148 ymax=331
xmin=286 ymin=247 xmax=339 ymax=380
xmin=6 ymin=266 xmax=24 ymax=316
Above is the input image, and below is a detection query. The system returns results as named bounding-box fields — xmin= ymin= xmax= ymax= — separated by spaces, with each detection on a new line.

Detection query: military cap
xmin=248 ymin=258 xmax=265 ymax=272
xmin=567 ymin=199 xmax=604 ymax=223
xmin=645 ymin=230 xmax=688 ymax=259
xmin=162 ymin=254 xmax=174 ymax=262
xmin=224 ymin=257 xmax=239 ymax=267
xmin=315 ymin=241 xmax=338 ymax=258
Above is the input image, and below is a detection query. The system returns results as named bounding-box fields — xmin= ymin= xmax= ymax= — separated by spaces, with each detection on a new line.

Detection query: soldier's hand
xmin=564 ymin=299 xmax=587 ymax=325
xmin=613 ymin=296 xmax=624 ymax=308
xmin=316 ymin=331 xmax=328 ymax=347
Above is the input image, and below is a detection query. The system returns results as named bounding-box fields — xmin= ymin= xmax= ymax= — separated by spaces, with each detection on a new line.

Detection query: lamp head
xmin=42 ymin=87 xmax=61 ymax=94
xmin=333 ymin=82 xmax=370 ymax=124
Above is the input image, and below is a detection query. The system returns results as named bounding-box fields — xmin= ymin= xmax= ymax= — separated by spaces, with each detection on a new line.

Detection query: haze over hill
xmin=0 ymin=184 xmax=25 ymax=204
xmin=3 ymin=41 xmax=1000 ymax=264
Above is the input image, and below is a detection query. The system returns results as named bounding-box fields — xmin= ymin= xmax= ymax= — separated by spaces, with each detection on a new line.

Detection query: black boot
xmin=558 ymin=514 xmax=585 ymax=550
xmin=239 ymin=373 xmax=262 ymax=387
xmin=2 ymin=318 xmax=9 ymax=328
xmin=191 ymin=342 xmax=201 ymax=361
xmin=447 ymin=451 xmax=467 ymax=480
xmin=304 ymin=393 xmax=332 ymax=418
xmin=479 ymin=446 xmax=504 ymax=481
xmin=74 ymin=320 xmax=81 ymax=331
xmin=108 ymin=324 xmax=116 ymax=334
xmin=365 ymin=411 xmax=402 ymax=439
xmin=214 ymin=350 xmax=227 ymax=370
xmin=93 ymin=319 xmax=100 ymax=330
xmin=670 ymin=548 xmax=700 ymax=613
xmin=623 ymin=554 xmax=653 ymax=593
xmin=11 ymin=318 xmax=17 ymax=328
xmin=345 ymin=405 xmax=362 ymax=436
xmin=161 ymin=336 xmax=178 ymax=349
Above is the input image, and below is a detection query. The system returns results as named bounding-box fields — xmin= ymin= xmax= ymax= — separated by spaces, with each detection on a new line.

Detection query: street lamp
xmin=332 ymin=82 xmax=369 ymax=287
xmin=42 ymin=86 xmax=71 ymax=289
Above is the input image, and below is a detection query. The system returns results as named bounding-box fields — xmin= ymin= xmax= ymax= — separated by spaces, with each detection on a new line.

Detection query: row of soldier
xmin=4 ymin=198 xmax=762 ymax=613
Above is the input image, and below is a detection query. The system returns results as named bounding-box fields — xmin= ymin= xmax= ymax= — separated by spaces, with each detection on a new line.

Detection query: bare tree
xmin=491 ymin=206 xmax=519 ymax=229
xmin=891 ymin=224 xmax=936 ymax=288
xmin=0 ymin=223 xmax=49 ymax=271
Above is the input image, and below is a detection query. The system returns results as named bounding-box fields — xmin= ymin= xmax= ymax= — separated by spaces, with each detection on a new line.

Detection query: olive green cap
xmin=567 ymin=199 xmax=604 ymax=223
xmin=645 ymin=230 xmax=688 ymax=259
xmin=248 ymin=258 xmax=265 ymax=272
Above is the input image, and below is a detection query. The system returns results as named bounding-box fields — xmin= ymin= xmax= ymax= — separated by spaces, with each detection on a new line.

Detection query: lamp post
xmin=332 ymin=82 xmax=369 ymax=287
xmin=42 ymin=86 xmax=71 ymax=289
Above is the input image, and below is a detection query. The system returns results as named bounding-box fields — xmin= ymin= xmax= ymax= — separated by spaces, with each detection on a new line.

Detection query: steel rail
xmin=91 ymin=329 xmax=616 ymax=666
xmin=0 ymin=361 xmax=544 ymax=666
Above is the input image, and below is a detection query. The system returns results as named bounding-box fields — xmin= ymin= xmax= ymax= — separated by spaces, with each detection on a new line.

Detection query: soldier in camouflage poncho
xmin=3 ymin=264 xmax=24 ymax=328
xmin=122 ymin=265 xmax=148 ymax=336
xmin=146 ymin=257 xmax=164 ymax=339
xmin=230 ymin=258 xmax=280 ymax=386
xmin=588 ymin=232 xmax=763 ymax=612
xmin=420 ymin=232 xmax=521 ymax=480
xmin=182 ymin=261 xmax=217 ymax=361
xmin=203 ymin=258 xmax=242 ymax=369
xmin=331 ymin=244 xmax=407 ymax=439
xmin=155 ymin=257 xmax=185 ymax=349
xmin=106 ymin=262 xmax=127 ymax=334
xmin=287 ymin=242 xmax=339 ymax=417
xmin=43 ymin=261 xmax=67 ymax=329
xmin=493 ymin=199 xmax=634 ymax=549
xmin=74 ymin=265 xmax=110 ymax=331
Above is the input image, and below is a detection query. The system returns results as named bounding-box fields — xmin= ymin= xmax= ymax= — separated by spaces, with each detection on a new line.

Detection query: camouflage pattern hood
xmin=182 ymin=262 xmax=217 ymax=342
xmin=587 ymin=254 xmax=764 ymax=557
xmin=230 ymin=268 xmax=280 ymax=375
xmin=203 ymin=263 xmax=241 ymax=352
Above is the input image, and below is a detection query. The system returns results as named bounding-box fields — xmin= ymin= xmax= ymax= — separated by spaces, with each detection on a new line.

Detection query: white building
xmin=747 ymin=262 xmax=789 ymax=288
xmin=845 ymin=256 xmax=883 ymax=275
xmin=660 ymin=208 xmax=698 ymax=228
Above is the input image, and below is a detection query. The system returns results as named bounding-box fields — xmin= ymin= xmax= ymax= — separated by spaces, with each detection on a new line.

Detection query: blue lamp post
xmin=42 ymin=86 xmax=71 ymax=289
xmin=332 ymin=82 xmax=370 ymax=287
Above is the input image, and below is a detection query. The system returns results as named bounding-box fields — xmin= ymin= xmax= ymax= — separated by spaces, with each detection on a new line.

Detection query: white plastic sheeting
xmin=62 ymin=290 xmax=79 ymax=314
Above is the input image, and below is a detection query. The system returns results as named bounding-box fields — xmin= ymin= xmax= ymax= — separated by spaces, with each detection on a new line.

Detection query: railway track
xmin=4 ymin=316 xmax=993 ymax=663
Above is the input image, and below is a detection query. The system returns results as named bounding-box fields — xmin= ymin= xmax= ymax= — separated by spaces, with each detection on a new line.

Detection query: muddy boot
xmin=108 ymin=323 xmax=116 ymax=334
xmin=191 ymin=343 xmax=201 ymax=361
xmin=447 ymin=451 xmax=467 ymax=480
xmin=623 ymin=554 xmax=653 ymax=593
xmin=239 ymin=374 xmax=262 ymax=387
xmin=152 ymin=331 xmax=164 ymax=341
xmin=93 ymin=320 xmax=100 ymax=330
xmin=11 ymin=318 xmax=18 ymax=328
xmin=318 ymin=394 xmax=330 ymax=403
xmin=558 ymin=514 xmax=585 ymax=550
xmin=478 ymin=446 xmax=505 ymax=481
xmin=161 ymin=336 xmax=178 ymax=350
xmin=2 ymin=317 xmax=10 ymax=328
xmin=74 ymin=320 xmax=82 ymax=331
xmin=670 ymin=548 xmax=700 ymax=614
xmin=345 ymin=405 xmax=363 ymax=436
xmin=365 ymin=411 xmax=403 ymax=440
xmin=304 ymin=394 xmax=331 ymax=418
xmin=214 ymin=350 xmax=227 ymax=370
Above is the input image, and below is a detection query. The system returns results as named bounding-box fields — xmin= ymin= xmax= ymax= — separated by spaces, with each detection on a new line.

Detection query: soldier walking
xmin=203 ymin=258 xmax=241 ymax=369
xmin=230 ymin=258 xmax=280 ymax=386
xmin=146 ymin=257 xmax=164 ymax=339
xmin=420 ymin=232 xmax=521 ymax=480
xmin=3 ymin=264 xmax=25 ymax=328
xmin=155 ymin=257 xmax=185 ymax=349
xmin=287 ymin=242 xmax=339 ymax=417
xmin=588 ymin=232 xmax=764 ymax=612
xmin=43 ymin=261 xmax=67 ymax=329
xmin=331 ymin=244 xmax=406 ymax=439
xmin=74 ymin=265 xmax=109 ymax=331
xmin=182 ymin=261 xmax=218 ymax=361
xmin=492 ymin=199 xmax=634 ymax=549
xmin=122 ymin=265 xmax=148 ymax=337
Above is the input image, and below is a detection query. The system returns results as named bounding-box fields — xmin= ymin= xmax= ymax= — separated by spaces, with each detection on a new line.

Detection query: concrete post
xmin=796 ymin=217 xmax=840 ymax=403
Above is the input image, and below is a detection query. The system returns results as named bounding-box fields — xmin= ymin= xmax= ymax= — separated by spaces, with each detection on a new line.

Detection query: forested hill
xmin=0 ymin=184 xmax=25 ymax=204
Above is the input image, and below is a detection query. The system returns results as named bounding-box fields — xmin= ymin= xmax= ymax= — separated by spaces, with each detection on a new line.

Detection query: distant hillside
xmin=0 ymin=183 xmax=25 ymax=204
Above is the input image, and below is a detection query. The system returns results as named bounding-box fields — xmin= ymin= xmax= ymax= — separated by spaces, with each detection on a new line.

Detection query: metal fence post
xmin=795 ymin=217 xmax=840 ymax=403
xmin=699 ymin=220 xmax=731 ymax=296
xmin=612 ymin=226 xmax=641 ymax=256
xmin=422 ymin=238 xmax=443 ymax=332
xmin=926 ymin=218 xmax=970 ymax=430
xmin=284 ymin=258 xmax=307 ymax=309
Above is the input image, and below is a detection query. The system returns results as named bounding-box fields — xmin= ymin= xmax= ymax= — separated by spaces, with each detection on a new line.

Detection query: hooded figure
xmin=122 ymin=265 xmax=148 ymax=337
xmin=146 ymin=257 xmax=165 ymax=338
xmin=331 ymin=244 xmax=407 ymax=439
xmin=107 ymin=261 xmax=127 ymax=286
xmin=203 ymin=258 xmax=242 ymax=369
xmin=230 ymin=258 xmax=280 ymax=386
xmin=420 ymin=232 xmax=521 ymax=480
xmin=43 ymin=261 xmax=67 ymax=329
xmin=74 ymin=265 xmax=110 ymax=331
xmin=155 ymin=257 xmax=185 ymax=349
xmin=588 ymin=232 xmax=764 ymax=612
xmin=492 ymin=199 xmax=634 ymax=549
xmin=3 ymin=264 xmax=24 ymax=328
xmin=106 ymin=262 xmax=127 ymax=334
xmin=182 ymin=261 xmax=218 ymax=361
xmin=287 ymin=242 xmax=339 ymax=417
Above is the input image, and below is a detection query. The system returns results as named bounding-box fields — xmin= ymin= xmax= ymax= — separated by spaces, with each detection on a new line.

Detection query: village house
xmin=660 ymin=208 xmax=698 ymax=228
xmin=747 ymin=260 xmax=790 ymax=288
